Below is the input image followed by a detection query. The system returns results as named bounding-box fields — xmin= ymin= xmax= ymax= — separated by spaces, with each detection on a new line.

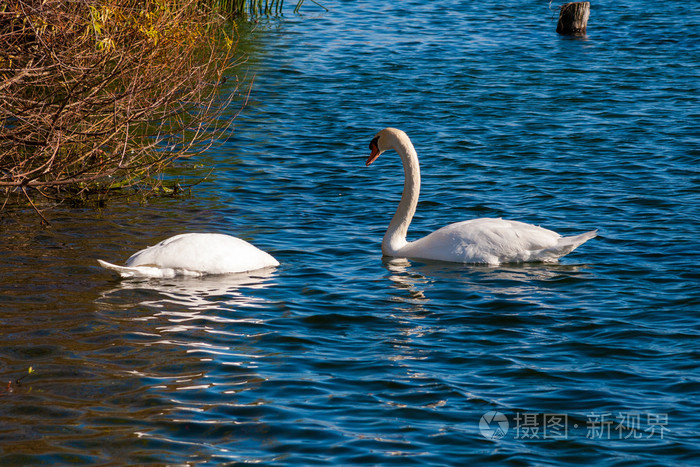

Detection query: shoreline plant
xmin=0 ymin=0 xmax=287 ymax=217
xmin=212 ymin=0 xmax=323 ymax=16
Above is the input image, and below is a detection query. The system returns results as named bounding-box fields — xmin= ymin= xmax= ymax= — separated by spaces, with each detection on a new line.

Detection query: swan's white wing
xmin=126 ymin=233 xmax=279 ymax=274
xmin=100 ymin=233 xmax=279 ymax=278
xmin=399 ymin=218 xmax=595 ymax=265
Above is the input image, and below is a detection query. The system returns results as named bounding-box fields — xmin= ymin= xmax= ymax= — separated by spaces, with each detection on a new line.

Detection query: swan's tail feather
xmin=98 ymin=259 xmax=137 ymax=278
xmin=560 ymin=230 xmax=598 ymax=249
xmin=537 ymin=230 xmax=598 ymax=262
xmin=98 ymin=259 xmax=166 ymax=278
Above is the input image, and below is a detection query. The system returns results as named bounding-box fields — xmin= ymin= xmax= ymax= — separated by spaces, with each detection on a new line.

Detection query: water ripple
xmin=1 ymin=0 xmax=698 ymax=464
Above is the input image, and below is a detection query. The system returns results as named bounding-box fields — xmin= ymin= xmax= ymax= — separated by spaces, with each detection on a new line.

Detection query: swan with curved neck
xmin=98 ymin=233 xmax=279 ymax=278
xmin=366 ymin=128 xmax=596 ymax=265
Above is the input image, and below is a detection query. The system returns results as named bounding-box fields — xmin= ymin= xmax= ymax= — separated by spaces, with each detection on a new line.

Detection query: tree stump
xmin=556 ymin=2 xmax=590 ymax=36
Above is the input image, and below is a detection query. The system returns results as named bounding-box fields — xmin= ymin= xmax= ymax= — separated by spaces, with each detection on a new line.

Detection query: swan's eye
xmin=369 ymin=136 xmax=380 ymax=150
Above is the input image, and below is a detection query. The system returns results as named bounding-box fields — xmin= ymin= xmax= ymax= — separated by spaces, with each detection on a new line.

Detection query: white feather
xmin=99 ymin=233 xmax=278 ymax=278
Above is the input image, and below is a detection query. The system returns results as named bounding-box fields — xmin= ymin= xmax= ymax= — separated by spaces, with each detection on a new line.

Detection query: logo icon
xmin=480 ymin=411 xmax=509 ymax=439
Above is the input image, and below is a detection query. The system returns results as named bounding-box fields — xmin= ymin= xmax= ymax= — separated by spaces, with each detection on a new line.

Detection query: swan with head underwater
xmin=98 ymin=233 xmax=279 ymax=278
xmin=366 ymin=128 xmax=597 ymax=265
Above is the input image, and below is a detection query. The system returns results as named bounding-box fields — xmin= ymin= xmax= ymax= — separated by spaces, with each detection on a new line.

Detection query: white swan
xmin=366 ymin=128 xmax=597 ymax=265
xmin=98 ymin=233 xmax=279 ymax=278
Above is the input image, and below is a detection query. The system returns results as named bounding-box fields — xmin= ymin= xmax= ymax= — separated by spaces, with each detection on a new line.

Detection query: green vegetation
xmin=211 ymin=0 xmax=324 ymax=17
xmin=213 ymin=0 xmax=300 ymax=17
xmin=0 ymin=0 xmax=306 ymax=216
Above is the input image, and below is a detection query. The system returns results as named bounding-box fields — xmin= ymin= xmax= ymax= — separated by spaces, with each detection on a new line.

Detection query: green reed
xmin=207 ymin=0 xmax=307 ymax=17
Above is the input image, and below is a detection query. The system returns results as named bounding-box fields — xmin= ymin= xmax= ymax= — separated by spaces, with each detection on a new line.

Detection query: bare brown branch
xmin=0 ymin=0 xmax=242 ymax=208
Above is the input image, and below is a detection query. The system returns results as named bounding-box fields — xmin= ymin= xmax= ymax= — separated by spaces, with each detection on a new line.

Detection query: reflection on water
xmin=382 ymin=257 xmax=598 ymax=372
xmin=95 ymin=269 xmax=279 ymax=379
xmin=98 ymin=267 xmax=278 ymax=312
xmin=384 ymin=256 xmax=593 ymax=302
xmin=383 ymin=257 xmax=429 ymax=301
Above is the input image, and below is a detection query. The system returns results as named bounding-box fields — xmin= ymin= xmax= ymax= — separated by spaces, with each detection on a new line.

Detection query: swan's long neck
xmin=383 ymin=135 xmax=421 ymax=256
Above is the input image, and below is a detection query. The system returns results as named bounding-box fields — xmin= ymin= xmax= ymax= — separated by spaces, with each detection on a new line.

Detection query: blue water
xmin=1 ymin=0 xmax=699 ymax=464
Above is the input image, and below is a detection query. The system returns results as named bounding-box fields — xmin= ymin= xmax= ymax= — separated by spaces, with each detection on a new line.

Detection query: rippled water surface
xmin=1 ymin=1 xmax=699 ymax=464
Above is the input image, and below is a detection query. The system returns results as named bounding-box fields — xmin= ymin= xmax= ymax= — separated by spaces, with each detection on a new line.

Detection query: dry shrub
xmin=0 ymin=0 xmax=242 ymax=210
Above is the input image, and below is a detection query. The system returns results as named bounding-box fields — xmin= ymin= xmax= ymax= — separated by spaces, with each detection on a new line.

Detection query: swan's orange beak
xmin=366 ymin=144 xmax=380 ymax=167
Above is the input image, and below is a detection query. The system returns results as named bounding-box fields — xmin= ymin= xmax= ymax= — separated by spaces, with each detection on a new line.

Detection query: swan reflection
xmin=95 ymin=268 xmax=278 ymax=380
xmin=97 ymin=267 xmax=277 ymax=313
xmin=94 ymin=270 xmax=276 ymax=450
xmin=382 ymin=258 xmax=594 ymax=374
xmin=383 ymin=256 xmax=593 ymax=301
xmin=383 ymin=257 xmax=429 ymax=301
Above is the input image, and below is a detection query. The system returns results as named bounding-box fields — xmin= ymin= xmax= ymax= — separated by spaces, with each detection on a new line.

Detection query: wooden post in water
xmin=556 ymin=2 xmax=590 ymax=36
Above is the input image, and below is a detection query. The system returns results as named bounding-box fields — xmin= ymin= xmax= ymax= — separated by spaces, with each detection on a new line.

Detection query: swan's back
xmin=126 ymin=233 xmax=279 ymax=273
xmin=400 ymin=218 xmax=596 ymax=265
xmin=99 ymin=233 xmax=279 ymax=278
